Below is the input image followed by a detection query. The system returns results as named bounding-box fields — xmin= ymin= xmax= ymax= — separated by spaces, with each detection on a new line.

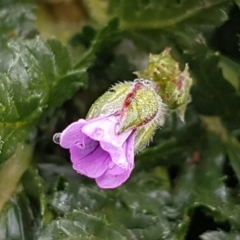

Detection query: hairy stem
xmin=0 ymin=143 xmax=33 ymax=213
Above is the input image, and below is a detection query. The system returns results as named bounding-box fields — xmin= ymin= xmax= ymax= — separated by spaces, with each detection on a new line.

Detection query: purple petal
xmin=82 ymin=115 xmax=132 ymax=147
xmin=125 ymin=132 xmax=135 ymax=167
xmin=60 ymin=120 xmax=86 ymax=149
xmin=100 ymin=142 xmax=128 ymax=169
xmin=96 ymin=133 xmax=135 ymax=189
xmin=70 ymin=145 xmax=110 ymax=178
xmin=69 ymin=137 xmax=98 ymax=163
xmin=106 ymin=163 xmax=129 ymax=175
xmin=100 ymin=132 xmax=135 ymax=169
xmin=96 ymin=167 xmax=132 ymax=189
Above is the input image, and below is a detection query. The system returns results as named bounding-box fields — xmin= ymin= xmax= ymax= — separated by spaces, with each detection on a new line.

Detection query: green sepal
xmin=87 ymin=79 xmax=165 ymax=153
xmin=135 ymin=49 xmax=192 ymax=121
xmin=134 ymin=123 xmax=156 ymax=152
xmin=86 ymin=82 xmax=132 ymax=119
xmin=119 ymin=85 xmax=162 ymax=133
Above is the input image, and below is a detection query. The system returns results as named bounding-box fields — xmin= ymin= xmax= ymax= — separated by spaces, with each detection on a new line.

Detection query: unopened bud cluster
xmin=135 ymin=48 xmax=192 ymax=120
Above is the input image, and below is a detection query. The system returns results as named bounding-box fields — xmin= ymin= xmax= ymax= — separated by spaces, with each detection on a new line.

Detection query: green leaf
xmin=37 ymin=210 xmax=125 ymax=240
xmin=172 ymin=133 xmax=240 ymax=236
xmin=0 ymin=3 xmax=36 ymax=36
xmin=0 ymin=143 xmax=33 ymax=214
xmin=218 ymin=55 xmax=240 ymax=94
xmin=73 ymin=18 xmax=120 ymax=69
xmin=174 ymin=135 xmax=226 ymax=213
xmin=224 ymin=136 xmax=240 ymax=183
xmin=21 ymin=168 xmax=46 ymax=217
xmin=49 ymin=183 xmax=108 ymax=214
xmin=137 ymin=138 xmax=181 ymax=161
xmin=84 ymin=0 xmax=120 ymax=25
xmin=235 ymin=0 xmax=240 ymax=8
xmin=102 ymin=171 xmax=176 ymax=240
xmin=43 ymin=167 xmax=177 ymax=239
xmin=200 ymin=230 xmax=240 ymax=240
xmin=119 ymin=0 xmax=233 ymax=29
xmin=201 ymin=115 xmax=240 ymax=185
xmin=0 ymin=37 xmax=86 ymax=161
xmin=191 ymin=52 xmax=240 ymax=118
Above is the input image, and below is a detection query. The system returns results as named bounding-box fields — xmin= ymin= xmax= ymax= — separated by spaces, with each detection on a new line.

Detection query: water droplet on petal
xmin=53 ymin=133 xmax=61 ymax=144
xmin=118 ymin=158 xmax=128 ymax=169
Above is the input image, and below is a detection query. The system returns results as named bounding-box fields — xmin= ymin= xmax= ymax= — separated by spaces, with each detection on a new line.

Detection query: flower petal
xmin=82 ymin=115 xmax=132 ymax=147
xmin=125 ymin=132 xmax=135 ymax=167
xmin=60 ymin=120 xmax=86 ymax=149
xmin=100 ymin=142 xmax=128 ymax=169
xmin=69 ymin=137 xmax=98 ymax=163
xmin=100 ymin=132 xmax=135 ymax=169
xmin=96 ymin=166 xmax=132 ymax=189
xmin=96 ymin=133 xmax=135 ymax=189
xmin=70 ymin=145 xmax=110 ymax=178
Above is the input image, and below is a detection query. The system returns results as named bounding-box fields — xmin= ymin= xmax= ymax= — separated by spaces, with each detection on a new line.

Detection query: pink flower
xmin=54 ymin=79 xmax=166 ymax=189
xmin=57 ymin=114 xmax=135 ymax=189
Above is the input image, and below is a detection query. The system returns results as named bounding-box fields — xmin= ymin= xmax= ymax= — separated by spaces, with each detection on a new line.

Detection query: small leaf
xmin=191 ymin=52 xmax=240 ymax=118
xmin=120 ymin=0 xmax=232 ymax=29
xmin=0 ymin=3 xmax=36 ymax=36
xmin=218 ymin=55 xmax=240 ymax=94
xmin=200 ymin=230 xmax=240 ymax=240
xmin=235 ymin=0 xmax=240 ymax=8
xmin=224 ymin=136 xmax=240 ymax=183
xmin=74 ymin=18 xmax=120 ymax=69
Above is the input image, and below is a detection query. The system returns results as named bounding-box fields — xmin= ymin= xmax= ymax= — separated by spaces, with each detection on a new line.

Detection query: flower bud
xmin=87 ymin=79 xmax=165 ymax=151
xmin=54 ymin=79 xmax=165 ymax=188
xmin=135 ymin=48 xmax=192 ymax=121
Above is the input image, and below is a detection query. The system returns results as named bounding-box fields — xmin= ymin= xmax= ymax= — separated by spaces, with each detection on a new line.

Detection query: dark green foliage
xmin=0 ymin=37 xmax=86 ymax=161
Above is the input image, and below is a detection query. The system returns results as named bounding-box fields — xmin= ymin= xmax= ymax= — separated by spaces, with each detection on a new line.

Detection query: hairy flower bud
xmin=135 ymin=48 xmax=192 ymax=121
xmin=53 ymin=79 xmax=165 ymax=188
xmin=87 ymin=79 xmax=165 ymax=151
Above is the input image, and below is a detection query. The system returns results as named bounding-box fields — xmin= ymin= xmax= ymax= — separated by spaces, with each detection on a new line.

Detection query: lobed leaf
xmin=119 ymin=0 xmax=233 ymax=29
xmin=200 ymin=230 xmax=240 ymax=240
xmin=0 ymin=38 xmax=86 ymax=161
xmin=37 ymin=210 xmax=125 ymax=240
xmin=0 ymin=2 xmax=36 ymax=37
